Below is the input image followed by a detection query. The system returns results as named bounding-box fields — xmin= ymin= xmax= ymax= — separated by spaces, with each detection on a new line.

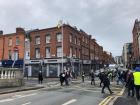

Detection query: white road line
xmin=62 ymin=99 xmax=77 ymax=105
xmin=0 ymin=93 xmax=37 ymax=103
xmin=18 ymin=93 xmax=37 ymax=98
xmin=22 ymin=102 xmax=31 ymax=105
xmin=0 ymin=98 xmax=14 ymax=103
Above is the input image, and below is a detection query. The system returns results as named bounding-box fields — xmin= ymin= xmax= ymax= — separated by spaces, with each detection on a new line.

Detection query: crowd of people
xmin=38 ymin=66 xmax=140 ymax=101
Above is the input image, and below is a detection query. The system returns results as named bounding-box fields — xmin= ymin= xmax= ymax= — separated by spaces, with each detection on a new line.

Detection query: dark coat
xmin=38 ymin=72 xmax=43 ymax=81
xmin=127 ymin=73 xmax=134 ymax=89
xmin=102 ymin=73 xmax=110 ymax=86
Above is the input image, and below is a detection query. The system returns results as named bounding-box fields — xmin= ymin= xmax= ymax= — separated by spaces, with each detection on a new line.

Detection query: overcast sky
xmin=0 ymin=0 xmax=139 ymax=56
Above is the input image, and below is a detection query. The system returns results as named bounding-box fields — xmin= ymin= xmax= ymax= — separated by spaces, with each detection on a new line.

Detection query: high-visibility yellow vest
xmin=133 ymin=72 xmax=140 ymax=85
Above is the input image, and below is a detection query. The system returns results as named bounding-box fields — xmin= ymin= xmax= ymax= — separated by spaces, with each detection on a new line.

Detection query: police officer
xmin=133 ymin=67 xmax=140 ymax=100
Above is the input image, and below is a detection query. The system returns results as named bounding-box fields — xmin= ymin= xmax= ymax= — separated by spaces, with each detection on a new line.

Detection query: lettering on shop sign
xmin=48 ymin=60 xmax=57 ymax=62
xmin=31 ymin=61 xmax=40 ymax=62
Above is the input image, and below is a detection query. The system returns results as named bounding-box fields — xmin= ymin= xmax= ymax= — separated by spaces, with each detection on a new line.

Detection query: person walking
xmin=59 ymin=72 xmax=65 ymax=86
xmin=64 ymin=70 xmax=69 ymax=86
xmin=38 ymin=71 xmax=43 ymax=84
xmin=82 ymin=72 xmax=85 ymax=83
xmin=133 ymin=67 xmax=140 ymax=100
xmin=116 ymin=70 xmax=124 ymax=85
xmin=98 ymin=71 xmax=104 ymax=87
xmin=90 ymin=71 xmax=95 ymax=85
xmin=127 ymin=71 xmax=134 ymax=97
xmin=101 ymin=72 xmax=113 ymax=94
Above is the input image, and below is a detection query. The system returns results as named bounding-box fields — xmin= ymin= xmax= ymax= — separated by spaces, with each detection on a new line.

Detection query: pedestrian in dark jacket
xmin=38 ymin=71 xmax=43 ymax=84
xmin=101 ymin=72 xmax=113 ymax=94
xmin=98 ymin=71 xmax=104 ymax=87
xmin=64 ymin=70 xmax=69 ymax=86
xmin=90 ymin=71 xmax=95 ymax=85
xmin=127 ymin=71 xmax=134 ymax=97
xmin=59 ymin=72 xmax=65 ymax=86
xmin=82 ymin=72 xmax=85 ymax=83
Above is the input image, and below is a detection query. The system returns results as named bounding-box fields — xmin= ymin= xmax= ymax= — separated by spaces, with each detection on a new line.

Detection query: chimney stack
xmin=16 ymin=27 xmax=25 ymax=34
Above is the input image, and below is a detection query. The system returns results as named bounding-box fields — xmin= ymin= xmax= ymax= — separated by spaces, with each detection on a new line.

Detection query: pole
xmin=61 ymin=22 xmax=64 ymax=72
xmin=23 ymin=38 xmax=26 ymax=78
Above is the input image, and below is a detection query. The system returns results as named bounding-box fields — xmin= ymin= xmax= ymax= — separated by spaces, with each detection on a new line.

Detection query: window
xmin=70 ymin=47 xmax=72 ymax=57
xmin=46 ymin=47 xmax=51 ymax=58
xmin=35 ymin=36 xmax=40 ymax=44
xmin=46 ymin=35 xmax=51 ymax=43
xmin=78 ymin=39 xmax=80 ymax=45
xmin=57 ymin=33 xmax=62 ymax=42
xmin=16 ymin=37 xmax=20 ymax=45
xmin=35 ymin=48 xmax=40 ymax=58
xmin=73 ymin=48 xmax=76 ymax=58
xmin=79 ymin=49 xmax=81 ymax=58
xmin=82 ymin=36 xmax=84 ymax=42
xmin=8 ymin=38 xmax=12 ymax=46
xmin=14 ymin=51 xmax=19 ymax=60
xmin=57 ymin=46 xmax=62 ymax=57
xmin=75 ymin=37 xmax=77 ymax=44
xmin=8 ymin=50 xmax=12 ymax=60
xmin=75 ymin=48 xmax=77 ymax=58
xmin=85 ymin=38 xmax=87 ymax=43
xmin=70 ymin=34 xmax=72 ymax=42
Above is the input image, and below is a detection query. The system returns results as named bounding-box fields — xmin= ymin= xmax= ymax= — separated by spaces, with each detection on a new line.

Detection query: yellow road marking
xmin=117 ymin=87 xmax=125 ymax=96
xmin=98 ymin=96 xmax=112 ymax=105
xmin=99 ymin=87 xmax=125 ymax=105
xmin=103 ymin=96 xmax=113 ymax=105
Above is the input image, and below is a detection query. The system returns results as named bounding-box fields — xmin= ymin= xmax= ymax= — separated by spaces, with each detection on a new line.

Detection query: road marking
xmin=18 ymin=93 xmax=37 ymax=98
xmin=12 ymin=93 xmax=37 ymax=99
xmin=0 ymin=93 xmax=37 ymax=103
xmin=103 ymin=96 xmax=113 ymax=105
xmin=0 ymin=99 xmax=14 ymax=103
xmin=22 ymin=102 xmax=31 ymax=105
xmin=99 ymin=87 xmax=125 ymax=105
xmin=62 ymin=99 xmax=77 ymax=105
xmin=117 ymin=87 xmax=125 ymax=96
xmin=99 ymin=96 xmax=112 ymax=105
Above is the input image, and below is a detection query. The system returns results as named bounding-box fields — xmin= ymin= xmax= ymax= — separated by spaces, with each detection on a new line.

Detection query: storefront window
xmin=49 ymin=64 xmax=58 ymax=77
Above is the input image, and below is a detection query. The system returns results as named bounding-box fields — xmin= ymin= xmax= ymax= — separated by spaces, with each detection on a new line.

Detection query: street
xmin=0 ymin=79 xmax=123 ymax=105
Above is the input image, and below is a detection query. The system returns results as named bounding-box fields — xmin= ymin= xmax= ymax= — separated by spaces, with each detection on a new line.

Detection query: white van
xmin=109 ymin=64 xmax=116 ymax=71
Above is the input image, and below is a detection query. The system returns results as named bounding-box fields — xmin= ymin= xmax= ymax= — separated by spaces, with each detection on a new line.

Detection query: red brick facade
xmin=132 ymin=19 xmax=140 ymax=63
xmin=0 ymin=24 xmax=114 ymax=76
xmin=0 ymin=28 xmax=25 ymax=62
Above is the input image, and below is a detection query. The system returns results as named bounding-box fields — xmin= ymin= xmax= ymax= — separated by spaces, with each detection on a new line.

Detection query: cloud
xmin=0 ymin=0 xmax=140 ymax=56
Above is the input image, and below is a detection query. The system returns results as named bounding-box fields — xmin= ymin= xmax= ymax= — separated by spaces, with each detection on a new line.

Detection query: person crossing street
xmin=101 ymin=71 xmax=113 ymax=94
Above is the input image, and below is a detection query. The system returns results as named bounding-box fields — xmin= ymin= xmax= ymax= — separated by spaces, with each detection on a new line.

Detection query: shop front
xmin=82 ymin=60 xmax=91 ymax=75
xmin=25 ymin=60 xmax=42 ymax=77
xmin=44 ymin=58 xmax=67 ymax=77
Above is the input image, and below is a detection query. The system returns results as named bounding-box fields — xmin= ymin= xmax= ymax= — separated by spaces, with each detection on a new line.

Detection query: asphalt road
xmin=0 ymin=80 xmax=123 ymax=105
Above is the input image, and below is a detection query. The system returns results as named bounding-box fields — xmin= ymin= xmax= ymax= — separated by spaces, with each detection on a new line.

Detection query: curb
xmin=0 ymin=86 xmax=44 ymax=95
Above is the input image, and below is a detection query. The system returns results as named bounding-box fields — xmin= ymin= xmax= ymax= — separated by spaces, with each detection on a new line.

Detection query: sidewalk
xmin=0 ymin=78 xmax=60 ymax=95
xmin=0 ymin=77 xmax=82 ymax=95
xmin=113 ymin=89 xmax=138 ymax=105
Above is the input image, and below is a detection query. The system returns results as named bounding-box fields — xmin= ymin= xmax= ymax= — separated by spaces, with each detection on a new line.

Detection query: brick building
xmin=0 ymin=28 xmax=25 ymax=67
xmin=132 ymin=19 xmax=140 ymax=65
xmin=0 ymin=24 xmax=114 ymax=77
